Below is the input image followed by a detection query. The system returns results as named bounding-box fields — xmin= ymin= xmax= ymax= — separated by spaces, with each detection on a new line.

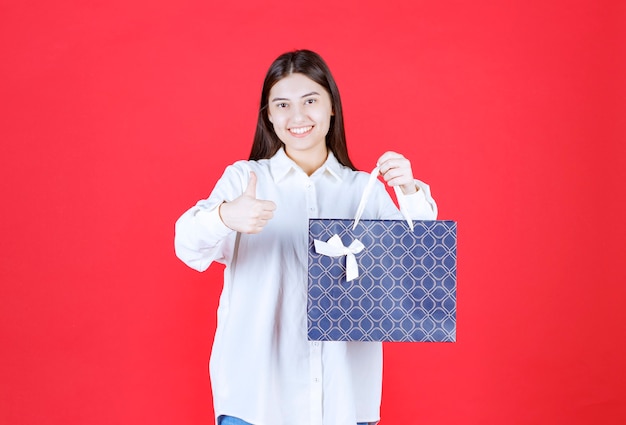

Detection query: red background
xmin=1 ymin=1 xmax=625 ymax=424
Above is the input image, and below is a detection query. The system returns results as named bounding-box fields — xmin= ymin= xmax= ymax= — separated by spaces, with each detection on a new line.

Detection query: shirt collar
xmin=269 ymin=147 xmax=344 ymax=183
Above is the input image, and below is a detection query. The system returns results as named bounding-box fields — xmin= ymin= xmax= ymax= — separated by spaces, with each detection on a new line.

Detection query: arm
xmin=174 ymin=200 xmax=235 ymax=272
xmin=396 ymin=180 xmax=438 ymax=220
xmin=174 ymin=164 xmax=243 ymax=272
xmin=174 ymin=164 xmax=277 ymax=272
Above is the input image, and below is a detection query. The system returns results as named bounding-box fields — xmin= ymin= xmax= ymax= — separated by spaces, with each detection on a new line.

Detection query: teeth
xmin=290 ymin=126 xmax=312 ymax=135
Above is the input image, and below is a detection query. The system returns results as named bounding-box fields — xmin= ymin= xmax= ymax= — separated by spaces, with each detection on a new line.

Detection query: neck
xmin=285 ymin=146 xmax=328 ymax=176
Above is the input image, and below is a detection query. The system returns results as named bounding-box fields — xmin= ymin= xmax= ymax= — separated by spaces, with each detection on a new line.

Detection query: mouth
xmin=289 ymin=125 xmax=313 ymax=135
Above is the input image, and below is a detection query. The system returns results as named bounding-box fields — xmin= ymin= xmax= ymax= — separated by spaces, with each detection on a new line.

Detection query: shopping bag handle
xmin=353 ymin=166 xmax=414 ymax=231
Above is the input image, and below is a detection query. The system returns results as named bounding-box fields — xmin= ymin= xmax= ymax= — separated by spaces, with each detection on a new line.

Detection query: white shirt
xmin=174 ymin=148 xmax=437 ymax=425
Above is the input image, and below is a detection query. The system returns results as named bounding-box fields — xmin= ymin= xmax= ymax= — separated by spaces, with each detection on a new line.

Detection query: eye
xmin=305 ymin=98 xmax=317 ymax=105
xmin=276 ymin=102 xmax=288 ymax=108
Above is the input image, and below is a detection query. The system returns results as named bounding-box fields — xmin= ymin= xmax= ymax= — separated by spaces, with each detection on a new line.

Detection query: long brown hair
xmin=249 ymin=50 xmax=357 ymax=170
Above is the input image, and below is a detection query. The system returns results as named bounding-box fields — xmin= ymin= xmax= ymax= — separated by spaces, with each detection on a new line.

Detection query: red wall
xmin=1 ymin=1 xmax=625 ymax=424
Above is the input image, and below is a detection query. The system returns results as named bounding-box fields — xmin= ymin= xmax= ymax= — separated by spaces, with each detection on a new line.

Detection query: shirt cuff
xmin=194 ymin=204 xmax=235 ymax=239
xmin=397 ymin=179 xmax=438 ymax=220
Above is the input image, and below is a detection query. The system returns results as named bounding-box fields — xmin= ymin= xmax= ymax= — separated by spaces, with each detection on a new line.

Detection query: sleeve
xmin=396 ymin=179 xmax=438 ymax=220
xmin=367 ymin=177 xmax=438 ymax=222
xmin=173 ymin=162 xmax=250 ymax=272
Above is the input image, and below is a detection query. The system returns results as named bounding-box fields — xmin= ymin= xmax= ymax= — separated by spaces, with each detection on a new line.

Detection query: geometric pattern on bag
xmin=308 ymin=219 xmax=457 ymax=342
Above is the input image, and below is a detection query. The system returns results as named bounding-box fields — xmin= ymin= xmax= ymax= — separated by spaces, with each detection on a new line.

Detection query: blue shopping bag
xmin=307 ymin=168 xmax=457 ymax=342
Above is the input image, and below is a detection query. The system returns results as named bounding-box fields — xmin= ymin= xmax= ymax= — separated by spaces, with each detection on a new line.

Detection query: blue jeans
xmin=218 ymin=415 xmax=369 ymax=425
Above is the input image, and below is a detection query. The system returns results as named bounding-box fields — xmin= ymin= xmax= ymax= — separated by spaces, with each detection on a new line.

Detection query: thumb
xmin=244 ymin=171 xmax=257 ymax=198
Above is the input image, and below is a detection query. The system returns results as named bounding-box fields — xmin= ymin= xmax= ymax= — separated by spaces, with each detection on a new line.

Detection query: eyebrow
xmin=271 ymin=91 xmax=321 ymax=102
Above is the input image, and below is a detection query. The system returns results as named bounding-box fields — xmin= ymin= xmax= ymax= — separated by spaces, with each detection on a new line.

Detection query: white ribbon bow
xmin=314 ymin=234 xmax=365 ymax=282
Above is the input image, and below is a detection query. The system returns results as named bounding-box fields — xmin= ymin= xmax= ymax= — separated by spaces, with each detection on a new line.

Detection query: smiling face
xmin=267 ymin=73 xmax=334 ymax=171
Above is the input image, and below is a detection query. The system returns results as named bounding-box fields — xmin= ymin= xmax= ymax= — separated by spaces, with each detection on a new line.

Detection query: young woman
xmin=175 ymin=50 xmax=437 ymax=425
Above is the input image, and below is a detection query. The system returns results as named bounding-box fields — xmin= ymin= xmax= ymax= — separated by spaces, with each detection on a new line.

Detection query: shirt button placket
xmin=307 ymin=179 xmax=322 ymax=424
xmin=309 ymin=340 xmax=323 ymax=425
xmin=306 ymin=180 xmax=317 ymax=217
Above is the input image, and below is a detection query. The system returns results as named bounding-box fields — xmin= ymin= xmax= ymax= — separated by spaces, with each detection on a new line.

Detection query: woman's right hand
xmin=218 ymin=172 xmax=276 ymax=234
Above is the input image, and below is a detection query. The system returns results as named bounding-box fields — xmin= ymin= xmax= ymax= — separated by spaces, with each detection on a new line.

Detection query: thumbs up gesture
xmin=219 ymin=172 xmax=277 ymax=234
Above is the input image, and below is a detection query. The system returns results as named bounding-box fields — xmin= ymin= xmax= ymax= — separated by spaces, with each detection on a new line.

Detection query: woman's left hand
xmin=377 ymin=151 xmax=418 ymax=195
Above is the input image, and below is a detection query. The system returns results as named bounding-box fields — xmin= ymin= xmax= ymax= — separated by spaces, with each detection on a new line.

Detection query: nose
xmin=291 ymin=103 xmax=306 ymax=123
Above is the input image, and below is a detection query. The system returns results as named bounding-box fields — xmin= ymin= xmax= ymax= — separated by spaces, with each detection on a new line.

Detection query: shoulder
xmin=222 ymin=158 xmax=271 ymax=178
xmin=334 ymin=163 xmax=368 ymax=182
xmin=210 ymin=159 xmax=272 ymax=194
xmin=227 ymin=158 xmax=270 ymax=171
xmin=340 ymin=167 xmax=385 ymax=191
